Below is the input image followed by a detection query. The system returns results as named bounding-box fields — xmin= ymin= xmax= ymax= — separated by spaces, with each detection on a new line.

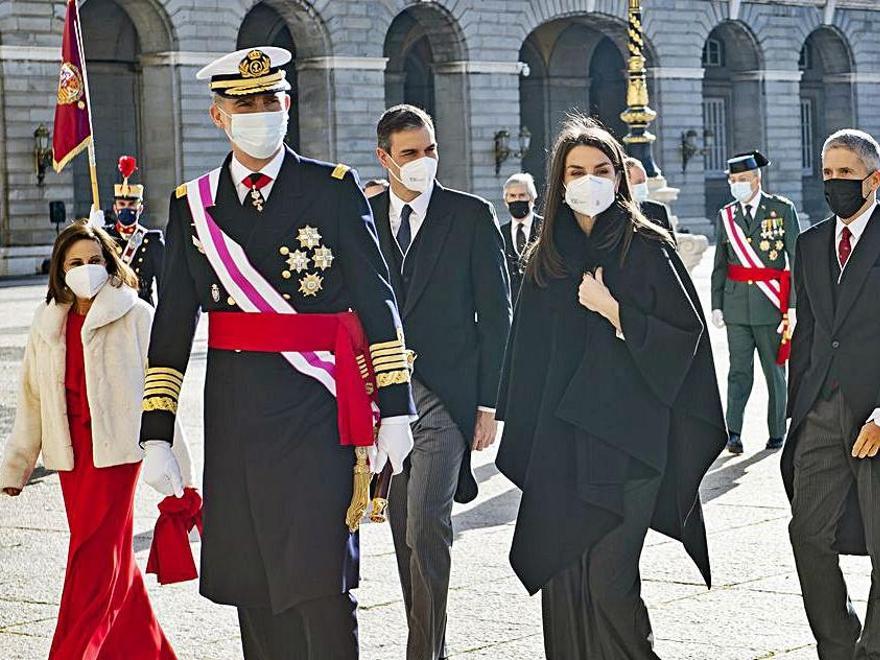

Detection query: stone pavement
xmin=0 ymin=249 xmax=871 ymax=659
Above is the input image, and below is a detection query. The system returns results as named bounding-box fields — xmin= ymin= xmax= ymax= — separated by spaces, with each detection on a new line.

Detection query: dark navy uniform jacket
xmin=140 ymin=147 xmax=416 ymax=613
xmin=104 ymin=223 xmax=164 ymax=304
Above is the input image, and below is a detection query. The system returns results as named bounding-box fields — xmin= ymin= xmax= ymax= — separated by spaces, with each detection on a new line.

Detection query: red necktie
xmin=242 ymin=173 xmax=272 ymax=211
xmin=838 ymin=226 xmax=852 ymax=268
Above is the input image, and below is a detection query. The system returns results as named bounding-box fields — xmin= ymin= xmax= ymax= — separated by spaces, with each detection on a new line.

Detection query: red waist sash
xmin=726 ymin=264 xmax=792 ymax=364
xmin=207 ymin=311 xmax=378 ymax=447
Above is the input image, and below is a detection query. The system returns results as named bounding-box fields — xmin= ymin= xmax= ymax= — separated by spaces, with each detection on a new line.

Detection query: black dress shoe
xmin=727 ymin=433 xmax=744 ymax=455
xmin=766 ymin=437 xmax=784 ymax=450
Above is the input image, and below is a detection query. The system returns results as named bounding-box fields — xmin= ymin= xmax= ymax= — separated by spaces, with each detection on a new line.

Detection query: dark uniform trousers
xmin=237 ymin=593 xmax=358 ymax=660
xmin=389 ymin=379 xmax=466 ymax=660
xmin=725 ymin=322 xmax=787 ymax=438
xmin=789 ymin=389 xmax=880 ymax=660
xmin=541 ymin=475 xmax=663 ymax=660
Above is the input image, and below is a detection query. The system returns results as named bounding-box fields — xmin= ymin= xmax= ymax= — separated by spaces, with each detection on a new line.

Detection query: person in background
xmin=710 ymin=151 xmax=799 ymax=454
xmin=496 ymin=115 xmax=726 ymax=659
xmin=500 ymin=172 xmax=542 ymax=302
xmin=783 ymin=128 xmax=880 ymax=659
xmin=624 ymin=157 xmax=675 ymax=239
xmin=363 ymin=178 xmax=390 ymax=199
xmin=0 ymin=220 xmax=192 ymax=660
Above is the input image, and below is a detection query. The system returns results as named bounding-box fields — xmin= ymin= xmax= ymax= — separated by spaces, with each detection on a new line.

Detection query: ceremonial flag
xmin=52 ymin=0 xmax=100 ymax=209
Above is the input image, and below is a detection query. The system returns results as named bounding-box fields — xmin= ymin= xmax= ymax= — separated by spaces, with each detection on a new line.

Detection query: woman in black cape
xmin=495 ymin=116 xmax=727 ymax=658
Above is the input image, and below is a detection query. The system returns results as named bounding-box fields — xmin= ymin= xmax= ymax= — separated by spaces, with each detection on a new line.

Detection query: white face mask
xmin=389 ymin=156 xmax=438 ymax=194
xmin=65 ymin=264 xmax=108 ymax=300
xmin=219 ymin=108 xmax=288 ymax=160
xmin=730 ymin=181 xmax=755 ymax=204
xmin=564 ymin=174 xmax=617 ymax=217
xmin=631 ymin=182 xmax=650 ymax=203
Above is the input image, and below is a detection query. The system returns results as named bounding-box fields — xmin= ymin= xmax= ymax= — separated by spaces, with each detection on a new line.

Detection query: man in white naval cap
xmin=139 ymin=46 xmax=417 ymax=659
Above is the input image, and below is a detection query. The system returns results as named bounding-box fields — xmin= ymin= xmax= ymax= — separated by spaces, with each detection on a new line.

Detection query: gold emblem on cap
xmin=296 ymin=226 xmax=321 ymax=249
xmin=299 ymin=273 xmax=323 ymax=297
xmin=240 ymin=50 xmax=271 ymax=79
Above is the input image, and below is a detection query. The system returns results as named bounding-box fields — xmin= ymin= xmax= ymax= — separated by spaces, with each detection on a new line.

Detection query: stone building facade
xmin=0 ymin=0 xmax=878 ymax=274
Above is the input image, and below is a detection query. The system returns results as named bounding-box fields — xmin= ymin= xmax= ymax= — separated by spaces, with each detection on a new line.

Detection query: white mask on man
xmin=564 ymin=174 xmax=617 ymax=217
xmin=730 ymin=181 xmax=755 ymax=204
xmin=389 ymin=156 xmax=438 ymax=194
xmin=219 ymin=108 xmax=288 ymax=160
xmin=631 ymin=182 xmax=650 ymax=203
xmin=65 ymin=264 xmax=109 ymax=300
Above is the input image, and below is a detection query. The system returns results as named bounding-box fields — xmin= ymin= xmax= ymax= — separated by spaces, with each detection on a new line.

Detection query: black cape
xmin=495 ymin=208 xmax=727 ymax=594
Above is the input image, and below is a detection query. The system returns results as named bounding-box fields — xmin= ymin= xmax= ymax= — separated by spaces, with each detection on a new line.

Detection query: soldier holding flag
xmin=138 ymin=47 xmax=416 ymax=659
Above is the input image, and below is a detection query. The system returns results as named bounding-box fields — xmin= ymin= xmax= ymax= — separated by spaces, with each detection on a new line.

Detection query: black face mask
xmin=116 ymin=207 xmax=138 ymax=226
xmin=824 ymin=174 xmax=873 ymax=219
xmin=507 ymin=200 xmax=531 ymax=220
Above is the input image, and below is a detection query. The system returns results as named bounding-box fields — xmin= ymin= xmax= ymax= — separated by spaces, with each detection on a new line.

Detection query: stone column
xmin=760 ymin=69 xmax=804 ymax=214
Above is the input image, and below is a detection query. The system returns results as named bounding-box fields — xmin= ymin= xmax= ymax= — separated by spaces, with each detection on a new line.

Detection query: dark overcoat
xmin=496 ymin=207 xmax=727 ymax=594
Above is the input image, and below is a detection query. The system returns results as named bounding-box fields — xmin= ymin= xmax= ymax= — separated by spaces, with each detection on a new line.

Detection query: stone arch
xmin=76 ymin=0 xmax=177 ymax=224
xmin=701 ymin=20 xmax=765 ymax=216
xmin=383 ymin=4 xmax=469 ymax=189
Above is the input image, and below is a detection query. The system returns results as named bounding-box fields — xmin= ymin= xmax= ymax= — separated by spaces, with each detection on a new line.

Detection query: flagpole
xmin=72 ymin=0 xmax=100 ymax=212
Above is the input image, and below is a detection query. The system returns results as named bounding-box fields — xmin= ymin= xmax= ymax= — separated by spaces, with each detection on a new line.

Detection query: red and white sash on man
xmin=185 ymin=168 xmax=340 ymax=397
xmin=120 ymin=225 xmax=146 ymax=266
xmin=720 ymin=205 xmax=784 ymax=310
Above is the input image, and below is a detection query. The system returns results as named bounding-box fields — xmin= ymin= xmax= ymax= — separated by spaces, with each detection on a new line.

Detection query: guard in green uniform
xmin=711 ymin=151 xmax=799 ymax=453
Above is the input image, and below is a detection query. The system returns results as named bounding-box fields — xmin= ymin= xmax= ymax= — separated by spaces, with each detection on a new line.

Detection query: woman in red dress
xmin=0 ymin=221 xmax=182 ymax=659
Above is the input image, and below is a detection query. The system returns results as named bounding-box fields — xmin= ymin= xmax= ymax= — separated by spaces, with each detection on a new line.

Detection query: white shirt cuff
xmin=869 ymin=408 xmax=880 ymax=428
xmin=381 ymin=415 xmax=416 ymax=425
xmin=477 ymin=406 xmax=496 ymax=414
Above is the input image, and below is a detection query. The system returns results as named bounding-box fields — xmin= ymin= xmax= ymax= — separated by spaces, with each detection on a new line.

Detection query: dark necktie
xmin=743 ymin=204 xmax=754 ymax=224
xmin=397 ymin=204 xmax=413 ymax=254
xmin=838 ymin=226 xmax=852 ymax=269
xmin=243 ymin=173 xmax=272 ymax=212
xmin=515 ymin=222 xmax=527 ymax=255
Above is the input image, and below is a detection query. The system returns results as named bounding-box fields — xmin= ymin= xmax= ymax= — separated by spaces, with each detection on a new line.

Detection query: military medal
xmin=313 ymin=245 xmax=334 ymax=270
xmin=760 ymin=240 xmax=770 ymax=252
xmin=775 ymin=240 xmax=783 ymax=251
xmin=296 ymin=225 xmax=321 ymax=249
xmin=250 ymin=187 xmax=264 ymax=212
xmin=286 ymin=249 xmax=310 ymax=272
xmin=299 ymin=272 xmax=323 ymax=297
xmin=211 ymin=283 xmax=220 ymax=303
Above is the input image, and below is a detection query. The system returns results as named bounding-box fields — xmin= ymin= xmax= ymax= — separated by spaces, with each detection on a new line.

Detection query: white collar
xmin=229 ymin=148 xmax=285 ymax=187
xmin=741 ymin=189 xmax=763 ymax=213
xmin=837 ymin=200 xmax=877 ymax=243
xmin=35 ymin=283 xmax=140 ymax=347
xmin=389 ymin=182 xmax=434 ymax=219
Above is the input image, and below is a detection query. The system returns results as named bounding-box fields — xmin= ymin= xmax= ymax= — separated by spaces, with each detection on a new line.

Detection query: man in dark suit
xmin=499 ymin=172 xmax=542 ymax=302
xmin=370 ymin=104 xmax=512 ymax=660
xmin=625 ymin=156 xmax=675 ymax=238
xmin=783 ymin=128 xmax=880 ymax=659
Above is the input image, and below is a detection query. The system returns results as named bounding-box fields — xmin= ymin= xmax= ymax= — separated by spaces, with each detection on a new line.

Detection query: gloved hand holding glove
xmin=368 ymin=419 xmax=414 ymax=475
xmin=142 ymin=440 xmax=185 ymax=498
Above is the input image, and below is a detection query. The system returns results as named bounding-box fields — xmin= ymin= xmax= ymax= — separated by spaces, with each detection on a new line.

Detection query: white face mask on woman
xmin=65 ymin=264 xmax=109 ymax=300
xmin=564 ymin=174 xmax=617 ymax=217
xmin=219 ymin=108 xmax=288 ymax=160
xmin=389 ymin=156 xmax=438 ymax=194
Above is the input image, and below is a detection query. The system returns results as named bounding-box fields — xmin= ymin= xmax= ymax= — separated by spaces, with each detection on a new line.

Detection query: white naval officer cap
xmin=197 ymin=47 xmax=292 ymax=98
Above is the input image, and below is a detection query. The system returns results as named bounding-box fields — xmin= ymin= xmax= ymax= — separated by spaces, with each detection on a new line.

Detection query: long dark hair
xmin=525 ymin=115 xmax=672 ymax=286
xmin=46 ymin=220 xmax=139 ymax=304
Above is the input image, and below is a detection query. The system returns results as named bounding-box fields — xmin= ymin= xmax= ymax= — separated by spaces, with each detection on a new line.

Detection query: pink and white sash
xmin=121 ymin=225 xmax=146 ymax=266
xmin=720 ymin=205 xmax=783 ymax=309
xmin=185 ymin=168 xmax=338 ymax=397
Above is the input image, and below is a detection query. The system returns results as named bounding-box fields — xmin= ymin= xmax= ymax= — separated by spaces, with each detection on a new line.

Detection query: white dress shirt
xmin=229 ymin=148 xmax=285 ymax=204
xmin=510 ymin=212 xmax=534 ymax=254
xmin=389 ymin=183 xmax=434 ymax=251
xmin=740 ymin=189 xmax=763 ymax=221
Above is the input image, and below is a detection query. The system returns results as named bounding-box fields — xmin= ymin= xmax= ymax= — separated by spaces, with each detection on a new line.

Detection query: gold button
xmin=747 ymin=238 xmax=752 ymax=243
xmin=282 ymin=270 xmax=291 ymax=279
xmin=144 ymin=238 xmax=149 ymax=244
xmin=280 ymin=246 xmax=290 ymax=256
xmin=283 ymin=293 xmax=291 ymax=300
xmin=227 ymin=296 xmax=235 ymax=306
xmin=748 ymin=280 xmax=753 ymax=285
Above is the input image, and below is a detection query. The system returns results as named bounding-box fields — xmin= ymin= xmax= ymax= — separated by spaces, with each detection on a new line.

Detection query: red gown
xmin=48 ymin=310 xmax=176 ymax=660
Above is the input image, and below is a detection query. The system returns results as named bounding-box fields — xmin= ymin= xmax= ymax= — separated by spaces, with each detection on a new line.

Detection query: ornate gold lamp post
xmin=619 ymin=0 xmax=660 ymax=177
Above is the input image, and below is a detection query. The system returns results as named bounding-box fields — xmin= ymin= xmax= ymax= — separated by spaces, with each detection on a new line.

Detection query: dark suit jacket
xmin=500 ymin=214 xmax=542 ymax=304
xmin=370 ymin=184 xmax=512 ymax=502
xmin=782 ymin=207 xmax=880 ymax=555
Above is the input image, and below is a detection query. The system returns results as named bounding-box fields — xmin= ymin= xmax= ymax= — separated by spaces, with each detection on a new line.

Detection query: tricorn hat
xmin=726 ymin=150 xmax=771 ymax=174
xmin=197 ymin=47 xmax=292 ymax=98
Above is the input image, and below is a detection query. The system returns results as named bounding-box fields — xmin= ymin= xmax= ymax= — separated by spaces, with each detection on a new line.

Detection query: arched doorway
xmin=519 ymin=17 xmax=654 ymax=199
xmin=384 ymin=5 xmax=468 ymax=189
xmin=701 ymin=22 xmax=764 ymax=217
xmin=76 ymin=0 xmax=175 ymax=225
xmin=238 ymin=2 xmax=299 ymax=152
xmin=800 ymin=27 xmax=855 ymax=223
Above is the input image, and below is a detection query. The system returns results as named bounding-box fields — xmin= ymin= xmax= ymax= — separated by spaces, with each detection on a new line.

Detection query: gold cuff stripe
xmin=372 ymin=355 xmax=409 ymax=368
xmin=144 ymin=387 xmax=181 ymax=399
xmin=376 ymin=370 xmax=410 ymax=388
xmin=144 ymin=377 xmax=182 ymax=390
xmin=210 ymin=71 xmax=283 ymax=90
xmin=146 ymin=367 xmax=184 ymax=382
xmin=370 ymin=346 xmax=406 ymax=358
xmin=143 ymin=396 xmax=178 ymax=414
xmin=370 ymin=338 xmax=405 ymax=352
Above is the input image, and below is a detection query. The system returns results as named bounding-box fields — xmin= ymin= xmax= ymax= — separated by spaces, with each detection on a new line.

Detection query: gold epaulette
xmin=369 ymin=328 xmax=410 ymax=388
xmin=175 ymin=184 xmax=187 ymax=199
xmin=331 ymin=164 xmax=350 ymax=180
xmin=143 ymin=366 xmax=184 ymax=414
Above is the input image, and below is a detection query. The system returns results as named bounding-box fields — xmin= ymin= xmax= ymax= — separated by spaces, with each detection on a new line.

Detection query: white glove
xmin=711 ymin=309 xmax=725 ymax=329
xmin=779 ymin=308 xmax=797 ymax=335
xmin=87 ymin=207 xmax=105 ymax=228
xmin=369 ymin=422 xmax=414 ymax=475
xmin=142 ymin=440 xmax=185 ymax=498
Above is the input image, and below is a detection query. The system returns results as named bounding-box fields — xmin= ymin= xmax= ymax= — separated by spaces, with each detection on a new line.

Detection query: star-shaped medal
xmin=299 ymin=272 xmax=323 ymax=297
xmin=296 ymin=226 xmax=322 ymax=249
xmin=313 ymin=245 xmax=334 ymax=270
xmin=286 ymin=250 xmax=310 ymax=273
xmin=759 ymin=240 xmax=771 ymax=252
xmin=769 ymin=249 xmax=779 ymax=260
xmin=775 ymin=240 xmax=784 ymax=251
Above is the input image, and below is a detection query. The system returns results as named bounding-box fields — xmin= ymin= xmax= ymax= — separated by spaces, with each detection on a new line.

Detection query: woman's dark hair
xmin=525 ymin=114 xmax=672 ymax=286
xmin=46 ymin=220 xmax=139 ymax=304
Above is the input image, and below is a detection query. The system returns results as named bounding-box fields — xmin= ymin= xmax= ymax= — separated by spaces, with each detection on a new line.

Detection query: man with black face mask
xmin=103 ymin=155 xmax=164 ymax=304
xmin=784 ymin=128 xmax=880 ymax=659
xmin=500 ymin=172 xmax=542 ymax=302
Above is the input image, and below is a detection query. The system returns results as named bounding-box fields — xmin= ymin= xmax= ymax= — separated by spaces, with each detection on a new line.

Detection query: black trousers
xmin=237 ymin=593 xmax=358 ymax=660
xmin=789 ymin=390 xmax=880 ymax=660
xmin=541 ymin=475 xmax=663 ymax=660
